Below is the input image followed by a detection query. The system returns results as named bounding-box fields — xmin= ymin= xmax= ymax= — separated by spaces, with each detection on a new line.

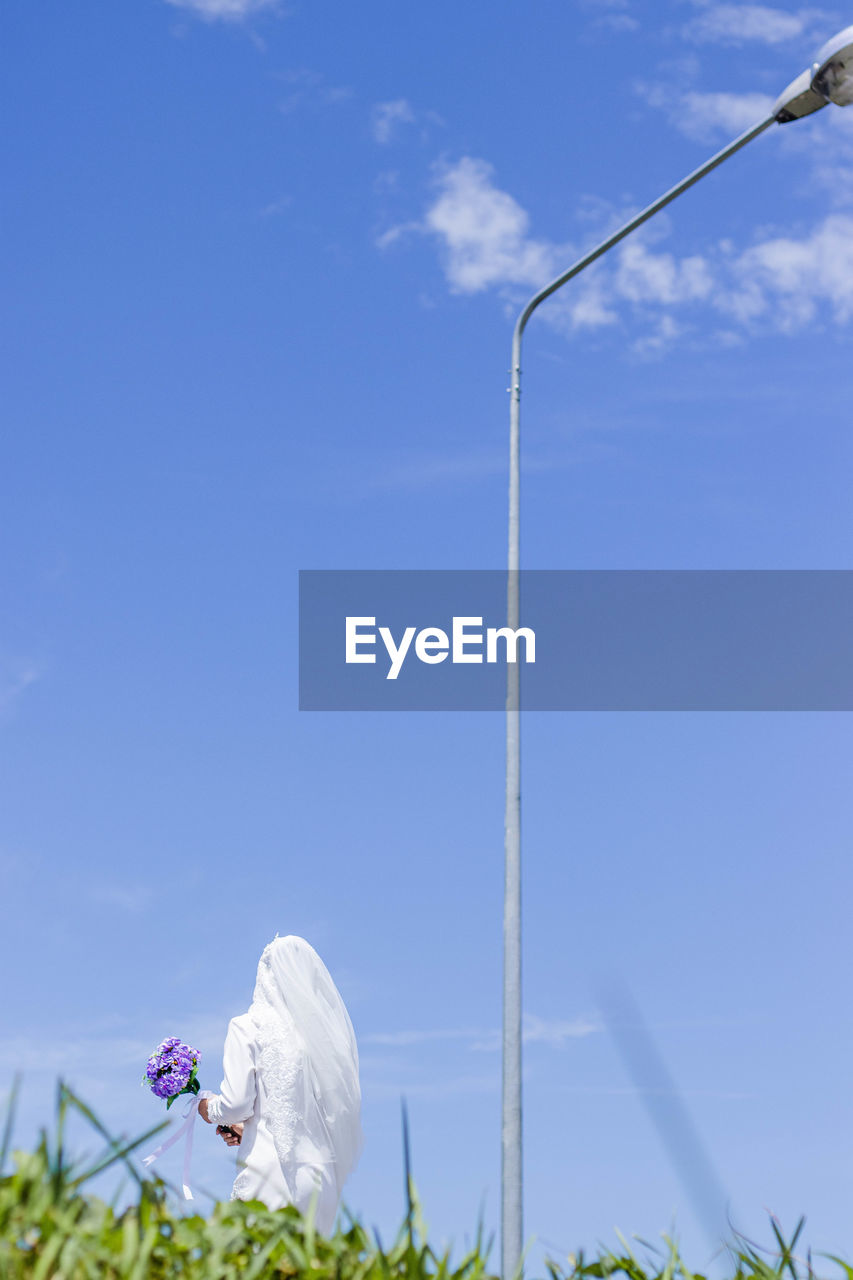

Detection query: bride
xmin=198 ymin=935 xmax=363 ymax=1233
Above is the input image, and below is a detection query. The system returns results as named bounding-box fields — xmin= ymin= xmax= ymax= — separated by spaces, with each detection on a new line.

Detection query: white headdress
xmin=249 ymin=935 xmax=363 ymax=1195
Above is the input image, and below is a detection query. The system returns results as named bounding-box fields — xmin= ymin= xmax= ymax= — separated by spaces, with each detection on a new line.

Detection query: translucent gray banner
xmin=298 ymin=570 xmax=853 ymax=711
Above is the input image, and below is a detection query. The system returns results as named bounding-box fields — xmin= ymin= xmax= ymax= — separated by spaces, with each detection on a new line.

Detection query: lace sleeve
xmin=206 ymin=1017 xmax=257 ymax=1125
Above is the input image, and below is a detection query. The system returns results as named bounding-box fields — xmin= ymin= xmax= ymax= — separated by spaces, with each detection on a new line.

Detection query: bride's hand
xmin=217 ymin=1123 xmax=243 ymax=1147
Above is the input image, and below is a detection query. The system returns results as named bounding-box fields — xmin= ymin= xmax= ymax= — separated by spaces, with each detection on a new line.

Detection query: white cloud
xmin=683 ymin=3 xmax=825 ymax=46
xmin=615 ymin=239 xmax=714 ymax=305
xmin=637 ymin=82 xmax=774 ymax=143
xmin=631 ymin=313 xmax=685 ymax=356
xmin=395 ymin=154 xmax=853 ymax=349
xmin=559 ymin=276 xmax=619 ymax=331
xmin=165 ymin=0 xmax=278 ymax=19
xmin=723 ymin=214 xmax=853 ymax=328
xmin=637 ymin=66 xmax=853 ymax=204
xmin=416 ymin=157 xmax=563 ymax=294
xmin=783 ymin=106 xmax=853 ymax=208
xmin=679 ymin=89 xmax=775 ymax=140
xmin=372 ymin=99 xmax=415 ymax=144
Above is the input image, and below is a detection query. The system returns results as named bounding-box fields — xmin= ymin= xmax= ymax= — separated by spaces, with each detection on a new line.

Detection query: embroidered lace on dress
xmin=230 ymin=1165 xmax=255 ymax=1202
xmin=250 ymin=950 xmax=303 ymax=1170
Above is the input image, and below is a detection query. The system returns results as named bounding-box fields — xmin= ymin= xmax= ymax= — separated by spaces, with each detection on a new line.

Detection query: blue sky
xmin=3 ymin=0 xmax=853 ymax=1269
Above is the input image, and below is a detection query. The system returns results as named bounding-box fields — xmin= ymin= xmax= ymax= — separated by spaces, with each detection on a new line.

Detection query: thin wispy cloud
xmin=366 ymin=1073 xmax=500 ymax=1101
xmin=682 ymin=3 xmax=829 ymax=46
xmin=277 ymin=69 xmax=352 ymax=115
xmin=580 ymin=0 xmax=640 ymax=34
xmin=359 ymin=1016 xmax=600 ymax=1100
xmin=0 ymin=1032 xmax=149 ymax=1076
xmin=257 ymin=194 xmax=293 ymax=219
xmin=372 ymin=99 xmax=416 ymax=144
xmin=523 ymin=1013 xmax=602 ymax=1045
xmin=362 ymin=1027 xmax=491 ymax=1047
xmin=0 ymin=1013 xmax=236 ymax=1078
xmin=558 ymin=1084 xmax=755 ymax=1099
xmin=89 ymin=883 xmax=154 ymax=914
xmin=165 ymin=0 xmax=279 ymax=20
xmin=362 ymin=1014 xmax=600 ymax=1053
xmin=0 ymin=658 xmax=40 ymax=717
xmin=600 ymin=13 xmax=641 ymax=33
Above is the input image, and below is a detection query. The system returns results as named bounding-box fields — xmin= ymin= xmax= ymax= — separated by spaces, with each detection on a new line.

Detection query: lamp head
xmin=811 ymin=23 xmax=853 ymax=106
xmin=772 ymin=67 xmax=828 ymax=122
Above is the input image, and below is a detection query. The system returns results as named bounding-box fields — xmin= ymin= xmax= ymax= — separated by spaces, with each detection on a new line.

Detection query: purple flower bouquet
xmin=143 ymin=1037 xmax=202 ymax=1111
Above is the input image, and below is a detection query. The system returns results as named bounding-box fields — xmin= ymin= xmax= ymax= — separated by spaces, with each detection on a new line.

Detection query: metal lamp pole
xmin=501 ymin=27 xmax=853 ymax=1277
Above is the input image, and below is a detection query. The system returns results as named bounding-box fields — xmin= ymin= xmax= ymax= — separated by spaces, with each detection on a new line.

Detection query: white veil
xmin=249 ymin=935 xmax=363 ymax=1195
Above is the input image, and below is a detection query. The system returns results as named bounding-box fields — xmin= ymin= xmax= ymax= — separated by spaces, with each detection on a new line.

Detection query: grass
xmin=0 ymin=1080 xmax=845 ymax=1280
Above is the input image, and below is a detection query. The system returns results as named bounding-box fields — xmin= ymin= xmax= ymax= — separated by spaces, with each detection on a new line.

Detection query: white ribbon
xmin=142 ymin=1090 xmax=212 ymax=1200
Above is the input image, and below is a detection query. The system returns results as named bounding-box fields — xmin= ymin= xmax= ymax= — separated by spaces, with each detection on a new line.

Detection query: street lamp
xmin=501 ymin=28 xmax=853 ymax=1280
xmin=812 ymin=24 xmax=853 ymax=105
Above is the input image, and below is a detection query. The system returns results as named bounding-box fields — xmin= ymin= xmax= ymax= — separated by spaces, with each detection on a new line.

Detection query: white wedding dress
xmin=205 ymin=936 xmax=363 ymax=1234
